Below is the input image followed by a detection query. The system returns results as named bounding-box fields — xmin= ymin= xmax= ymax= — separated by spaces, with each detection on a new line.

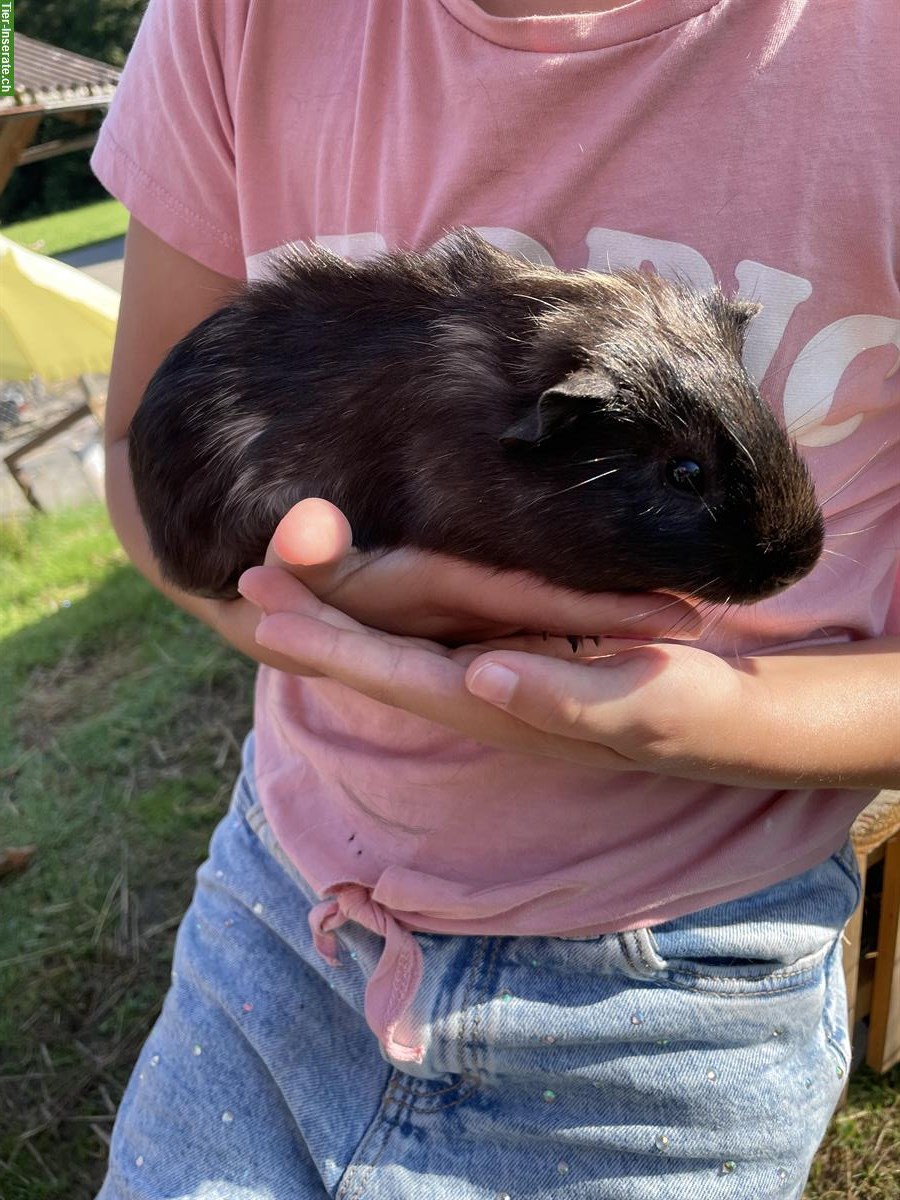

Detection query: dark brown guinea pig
xmin=128 ymin=230 xmax=823 ymax=606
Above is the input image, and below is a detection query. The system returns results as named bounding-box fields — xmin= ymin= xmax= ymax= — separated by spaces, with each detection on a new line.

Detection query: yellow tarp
xmin=0 ymin=233 xmax=119 ymax=382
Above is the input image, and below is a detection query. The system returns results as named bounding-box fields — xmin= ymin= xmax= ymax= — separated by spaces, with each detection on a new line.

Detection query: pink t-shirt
xmin=93 ymin=0 xmax=900 ymax=1062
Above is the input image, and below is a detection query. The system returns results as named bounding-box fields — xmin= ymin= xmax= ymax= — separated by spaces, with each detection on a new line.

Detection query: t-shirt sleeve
xmin=91 ymin=0 xmax=246 ymax=278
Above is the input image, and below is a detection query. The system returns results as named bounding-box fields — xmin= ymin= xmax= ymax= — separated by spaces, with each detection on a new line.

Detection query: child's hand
xmin=240 ymin=562 xmax=737 ymax=774
xmin=241 ymin=508 xmax=900 ymax=789
xmin=251 ymin=498 xmax=701 ymax=644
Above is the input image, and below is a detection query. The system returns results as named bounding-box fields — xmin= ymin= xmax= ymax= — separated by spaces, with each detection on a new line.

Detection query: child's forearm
xmin=724 ymin=637 xmax=900 ymax=789
xmin=465 ymin=634 xmax=900 ymax=789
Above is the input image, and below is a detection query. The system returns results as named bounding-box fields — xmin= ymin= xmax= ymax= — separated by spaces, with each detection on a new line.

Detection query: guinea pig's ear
xmin=708 ymin=293 xmax=762 ymax=354
xmin=499 ymin=367 xmax=616 ymax=447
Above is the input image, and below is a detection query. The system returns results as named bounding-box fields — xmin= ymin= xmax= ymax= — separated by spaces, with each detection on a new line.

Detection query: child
xmin=92 ymin=1 xmax=899 ymax=1196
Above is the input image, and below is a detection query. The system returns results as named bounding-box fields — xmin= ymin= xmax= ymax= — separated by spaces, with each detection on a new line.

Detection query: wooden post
xmin=0 ymin=113 xmax=43 ymax=194
xmin=867 ymin=832 xmax=900 ymax=1071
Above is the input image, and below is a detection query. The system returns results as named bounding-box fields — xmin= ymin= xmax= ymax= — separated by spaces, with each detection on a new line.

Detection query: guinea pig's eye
xmin=665 ymin=458 xmax=705 ymax=495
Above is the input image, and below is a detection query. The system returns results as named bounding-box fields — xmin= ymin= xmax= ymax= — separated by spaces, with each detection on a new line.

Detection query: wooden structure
xmin=3 ymin=380 xmax=105 ymax=510
xmin=844 ymin=790 xmax=900 ymax=1077
xmin=0 ymin=34 xmax=120 ymax=195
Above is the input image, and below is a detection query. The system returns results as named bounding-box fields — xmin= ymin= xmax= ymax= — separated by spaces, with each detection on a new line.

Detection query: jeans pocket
xmin=624 ymin=845 xmax=861 ymax=998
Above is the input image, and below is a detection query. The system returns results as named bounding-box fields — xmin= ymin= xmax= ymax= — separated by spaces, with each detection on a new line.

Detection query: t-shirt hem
xmin=90 ymin=125 xmax=246 ymax=280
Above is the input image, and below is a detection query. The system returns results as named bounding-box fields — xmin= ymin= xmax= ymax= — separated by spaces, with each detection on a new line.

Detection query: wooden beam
xmin=55 ymin=109 xmax=95 ymax=127
xmin=0 ymin=113 xmax=42 ymax=193
xmin=18 ymin=131 xmax=98 ymax=165
xmin=4 ymin=403 xmax=95 ymax=512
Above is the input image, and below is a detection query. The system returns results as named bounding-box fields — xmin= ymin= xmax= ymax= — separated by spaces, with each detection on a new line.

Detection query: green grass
xmin=0 ymin=504 xmax=254 ymax=1195
xmin=0 ymin=504 xmax=897 ymax=1197
xmin=2 ymin=199 xmax=128 ymax=257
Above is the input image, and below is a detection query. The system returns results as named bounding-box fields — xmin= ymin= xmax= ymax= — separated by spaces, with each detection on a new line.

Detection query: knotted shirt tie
xmin=309 ymin=883 xmax=426 ymax=1064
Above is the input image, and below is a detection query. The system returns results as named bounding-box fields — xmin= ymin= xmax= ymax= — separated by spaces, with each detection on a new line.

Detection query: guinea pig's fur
xmin=129 ymin=230 xmax=823 ymax=605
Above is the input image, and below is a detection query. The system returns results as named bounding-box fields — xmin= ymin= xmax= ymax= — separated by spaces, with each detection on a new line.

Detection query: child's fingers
xmin=238 ymin=564 xmax=325 ymax=615
xmin=257 ymin=498 xmax=358 ymax=597
xmin=254 ymin=611 xmax=464 ymax=706
xmin=463 ymin=645 xmax=661 ymax=741
xmin=239 ymin=565 xmax=455 ymax=654
xmin=269 ymin=498 xmax=353 ymax=566
xmin=463 ymin=634 xmax=653 ymax=659
xmin=253 ymin=610 xmax=635 ymax=767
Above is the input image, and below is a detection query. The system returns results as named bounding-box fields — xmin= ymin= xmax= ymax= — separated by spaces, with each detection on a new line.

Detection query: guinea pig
xmin=128 ymin=230 xmax=824 ymax=606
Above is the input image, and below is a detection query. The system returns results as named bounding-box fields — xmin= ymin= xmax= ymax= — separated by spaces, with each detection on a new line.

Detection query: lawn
xmin=0 ymin=504 xmax=897 ymax=1198
xmin=2 ymin=199 xmax=128 ymax=257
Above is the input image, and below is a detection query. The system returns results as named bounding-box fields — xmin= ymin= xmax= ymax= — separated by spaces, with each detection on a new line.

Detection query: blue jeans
xmin=99 ymin=736 xmax=860 ymax=1199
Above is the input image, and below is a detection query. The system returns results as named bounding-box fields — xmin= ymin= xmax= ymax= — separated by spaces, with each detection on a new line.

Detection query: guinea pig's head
xmin=501 ymin=272 xmax=824 ymax=604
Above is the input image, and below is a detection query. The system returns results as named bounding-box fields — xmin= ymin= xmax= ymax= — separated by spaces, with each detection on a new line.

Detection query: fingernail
xmin=254 ymin=616 xmax=278 ymax=646
xmin=467 ymin=664 xmax=518 ymax=706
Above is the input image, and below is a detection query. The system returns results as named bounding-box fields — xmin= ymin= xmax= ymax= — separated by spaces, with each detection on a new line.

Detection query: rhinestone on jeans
xmin=720 ymin=1160 xmax=736 ymax=1175
xmin=543 ymin=1034 xmax=557 ymax=1044
xmin=242 ymin=1002 xmax=253 ymax=1013
xmin=149 ymin=1054 xmax=160 ymax=1068
xmin=192 ymin=1044 xmax=202 ymax=1056
xmin=655 ymin=1134 xmax=670 ymax=1152
xmin=772 ymin=1027 xmax=784 ymax=1038
xmin=556 ymin=1161 xmax=570 ymax=1175
xmin=222 ymin=1110 xmax=234 ymax=1124
xmin=630 ymin=1010 xmax=644 ymax=1026
xmin=500 ymin=991 xmax=513 ymax=1002
xmin=777 ymin=1168 xmax=789 ymax=1185
xmin=252 ymin=901 xmax=265 ymax=916
xmin=836 ymin=1065 xmax=845 ymax=1078
xmin=542 ymin=1089 xmax=557 ymax=1103
xmin=706 ymin=1068 xmax=718 ymax=1082
xmin=496 ymin=1193 xmax=512 ymax=1200
xmin=135 ymin=1155 xmax=144 ymax=1167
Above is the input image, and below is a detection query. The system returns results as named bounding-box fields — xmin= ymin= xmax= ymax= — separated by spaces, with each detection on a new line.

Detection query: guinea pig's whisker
xmin=727 ymin=430 xmax=757 ymax=474
xmin=819 ymin=441 xmax=889 ymax=510
xmin=768 ymin=323 xmax=851 ymax=406
xmin=616 ymin=593 xmax=700 ymax=629
xmin=568 ymin=454 xmax=632 ymax=467
xmin=822 ymin=491 xmax=894 ymax=526
xmin=820 ymin=548 xmax=865 ymax=569
xmin=699 ymin=600 xmax=734 ymax=645
xmin=687 ymin=478 xmax=717 ymax=524
xmin=638 ymin=502 xmax=665 ymax=519
xmin=535 ymin=468 xmax=620 ymax=504
xmin=823 ymin=524 xmax=880 ymax=539
xmin=660 ymin=605 xmax=707 ymax=641
xmin=510 ymin=292 xmax=560 ymax=311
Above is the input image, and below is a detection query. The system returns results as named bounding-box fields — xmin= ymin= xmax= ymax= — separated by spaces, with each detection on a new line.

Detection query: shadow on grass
xmin=0 ymin=563 xmax=255 ymax=1198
